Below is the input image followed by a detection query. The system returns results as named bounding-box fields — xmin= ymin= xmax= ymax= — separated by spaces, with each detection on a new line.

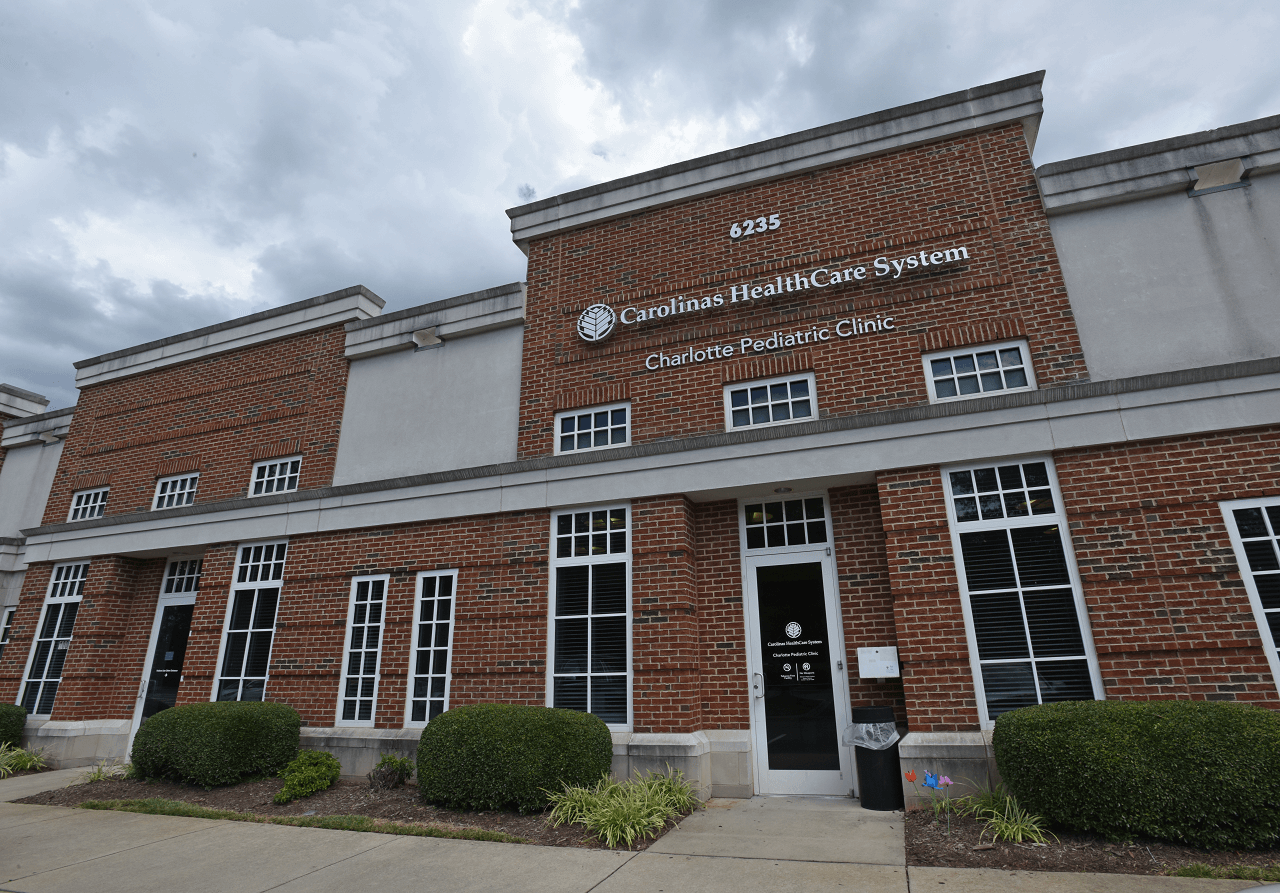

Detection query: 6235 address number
xmin=730 ymin=214 xmax=780 ymax=239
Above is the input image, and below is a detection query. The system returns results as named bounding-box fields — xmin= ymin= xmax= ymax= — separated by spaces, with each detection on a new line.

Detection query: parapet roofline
xmin=1037 ymin=114 xmax=1280 ymax=214
xmin=344 ymin=282 xmax=525 ymax=359
xmin=505 ymin=71 xmax=1045 ymax=249
xmin=73 ymin=285 xmax=386 ymax=389
xmin=1 ymin=406 xmax=74 ymax=448
xmin=0 ymin=382 xmax=50 ymax=417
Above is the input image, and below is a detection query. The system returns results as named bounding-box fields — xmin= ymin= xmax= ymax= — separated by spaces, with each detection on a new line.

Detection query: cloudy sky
xmin=3 ymin=0 xmax=1278 ymax=408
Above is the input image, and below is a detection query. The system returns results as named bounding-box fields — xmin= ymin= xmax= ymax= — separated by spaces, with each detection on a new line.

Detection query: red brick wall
xmin=517 ymin=123 xmax=1085 ymax=458
xmin=42 ymin=323 xmax=350 ymax=526
xmin=695 ymin=499 xmax=749 ymax=729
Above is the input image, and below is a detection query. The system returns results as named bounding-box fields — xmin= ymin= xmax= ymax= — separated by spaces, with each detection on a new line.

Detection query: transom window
xmin=216 ymin=542 xmax=286 ymax=702
xmin=153 ymin=473 xmax=199 ymax=510
xmin=555 ymin=403 xmax=629 ymax=454
xmin=339 ymin=576 xmax=386 ymax=725
xmin=408 ymin=571 xmax=456 ymax=725
xmin=945 ymin=459 xmax=1099 ymax=725
xmin=1225 ymin=501 xmax=1280 ymax=689
xmin=164 ymin=559 xmax=203 ymax=593
xmin=250 ymin=457 xmax=300 ymax=496
xmin=68 ymin=488 xmax=108 ymax=521
xmin=725 ymin=374 xmax=815 ymax=430
xmin=743 ymin=497 xmax=828 ymax=550
xmin=21 ymin=562 xmax=89 ymax=716
xmin=550 ymin=505 xmax=629 ymax=726
xmin=925 ymin=340 xmax=1034 ymax=402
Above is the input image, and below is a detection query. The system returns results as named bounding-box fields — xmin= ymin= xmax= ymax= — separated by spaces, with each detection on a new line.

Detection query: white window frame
xmin=0 ymin=606 xmax=17 ymax=661
xmin=723 ymin=372 xmax=817 ymax=432
xmin=405 ymin=570 xmax=458 ymax=728
xmin=68 ymin=487 xmax=109 ymax=521
xmin=18 ymin=562 xmax=90 ymax=717
xmin=554 ymin=402 xmax=630 ymax=455
xmin=153 ymin=473 xmax=200 ymax=510
xmin=942 ymin=456 xmax=1102 ymax=729
xmin=249 ymin=456 xmax=301 ymax=497
xmin=923 ymin=339 xmax=1036 ymax=404
xmin=547 ymin=503 xmax=632 ymax=730
xmin=211 ymin=540 xmax=287 ymax=702
xmin=738 ymin=492 xmax=831 ymax=553
xmin=336 ymin=574 xmax=389 ymax=727
xmin=1220 ymin=496 xmax=1280 ymax=695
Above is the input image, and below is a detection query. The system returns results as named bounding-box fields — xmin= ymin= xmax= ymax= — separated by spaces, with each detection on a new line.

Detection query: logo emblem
xmin=785 ymin=622 xmax=802 ymax=639
xmin=576 ymin=304 xmax=617 ymax=342
xmin=802 ymin=662 xmax=811 ymax=671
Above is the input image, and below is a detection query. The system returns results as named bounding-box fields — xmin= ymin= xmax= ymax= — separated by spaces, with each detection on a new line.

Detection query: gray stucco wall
xmin=1052 ymin=172 xmax=1280 ymax=381
xmin=332 ymin=325 xmax=523 ymax=486
xmin=0 ymin=440 xmax=63 ymax=540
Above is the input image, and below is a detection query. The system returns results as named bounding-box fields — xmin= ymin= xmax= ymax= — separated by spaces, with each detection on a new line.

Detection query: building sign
xmin=645 ymin=314 xmax=897 ymax=370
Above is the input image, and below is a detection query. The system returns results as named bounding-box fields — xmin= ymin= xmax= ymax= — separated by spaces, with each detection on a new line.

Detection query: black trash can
xmin=848 ymin=706 xmax=904 ymax=811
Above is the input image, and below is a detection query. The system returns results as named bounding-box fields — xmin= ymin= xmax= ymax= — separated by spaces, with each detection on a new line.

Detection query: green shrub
xmin=131 ymin=701 xmax=300 ymax=787
xmin=274 ymin=750 xmax=342 ymax=804
xmin=417 ymin=704 xmax=612 ymax=813
xmin=369 ymin=752 xmax=415 ymax=790
xmin=0 ymin=742 xmax=47 ymax=778
xmin=548 ymin=769 xmax=702 ymax=848
xmin=0 ymin=704 xmax=27 ymax=748
xmin=994 ymin=700 xmax=1280 ymax=849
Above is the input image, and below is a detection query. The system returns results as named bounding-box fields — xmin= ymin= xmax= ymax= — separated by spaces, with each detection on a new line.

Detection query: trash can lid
xmin=848 ymin=706 xmax=896 ymax=723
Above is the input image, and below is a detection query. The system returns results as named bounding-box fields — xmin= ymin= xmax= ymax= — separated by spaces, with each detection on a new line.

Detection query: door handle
xmin=752 ymin=673 xmax=764 ymax=699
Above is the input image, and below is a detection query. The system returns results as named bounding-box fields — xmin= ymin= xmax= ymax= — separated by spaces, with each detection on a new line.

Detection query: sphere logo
xmin=576 ymin=304 xmax=617 ymax=342
xmin=785 ymin=622 xmax=801 ymax=639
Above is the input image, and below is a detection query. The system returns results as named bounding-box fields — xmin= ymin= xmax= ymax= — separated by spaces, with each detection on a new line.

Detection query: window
xmin=250 ymin=457 xmax=300 ymax=496
xmin=408 ymin=571 xmax=457 ymax=725
xmin=153 ymin=473 xmax=199 ymax=510
xmin=20 ymin=562 xmax=89 ymax=716
xmin=0 ymin=607 xmax=16 ymax=661
xmin=724 ymin=374 xmax=815 ymax=430
xmin=68 ymin=488 xmax=108 ymax=521
xmin=945 ymin=459 xmax=1100 ymax=725
xmin=1223 ymin=500 xmax=1280 ymax=690
xmin=337 ymin=576 xmax=387 ymax=725
xmin=742 ymin=497 xmax=829 ymax=550
xmin=550 ymin=506 xmax=629 ymax=725
xmin=164 ymin=559 xmax=203 ymax=593
xmin=555 ymin=403 xmax=629 ymax=454
xmin=924 ymin=340 xmax=1034 ymax=402
xmin=215 ymin=542 xmax=286 ymax=702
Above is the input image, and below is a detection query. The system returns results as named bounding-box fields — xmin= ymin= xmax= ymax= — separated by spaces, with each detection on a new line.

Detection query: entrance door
xmin=745 ymin=552 xmax=853 ymax=795
xmin=130 ymin=597 xmax=195 ymax=740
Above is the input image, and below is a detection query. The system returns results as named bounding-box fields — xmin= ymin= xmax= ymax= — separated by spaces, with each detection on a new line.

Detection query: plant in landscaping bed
xmin=994 ymin=700 xmax=1280 ymax=849
xmin=78 ymin=759 xmax=130 ymax=783
xmin=417 ymin=704 xmax=612 ymax=813
xmin=546 ymin=769 xmax=702 ymax=849
xmin=974 ymin=795 xmax=1057 ymax=845
xmin=904 ymin=770 xmax=960 ymax=833
xmin=0 ymin=704 xmax=27 ymax=748
xmin=0 ymin=742 xmax=47 ymax=778
xmin=369 ymin=753 xmax=415 ymax=790
xmin=130 ymin=701 xmax=301 ymax=788
xmin=274 ymin=750 xmax=342 ymax=804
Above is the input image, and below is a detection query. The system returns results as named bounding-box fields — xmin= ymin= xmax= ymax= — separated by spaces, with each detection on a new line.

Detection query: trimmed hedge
xmin=0 ymin=704 xmax=27 ymax=748
xmin=131 ymin=701 xmax=300 ymax=787
xmin=418 ymin=704 xmax=612 ymax=813
xmin=274 ymin=749 xmax=342 ymax=804
xmin=994 ymin=700 xmax=1280 ymax=849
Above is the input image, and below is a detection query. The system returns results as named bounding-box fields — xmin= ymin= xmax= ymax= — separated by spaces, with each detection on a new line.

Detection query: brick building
xmin=3 ymin=72 xmax=1280 ymax=801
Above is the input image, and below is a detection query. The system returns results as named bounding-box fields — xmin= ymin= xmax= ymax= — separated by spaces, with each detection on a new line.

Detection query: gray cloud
xmin=1 ymin=0 xmax=1277 ymax=407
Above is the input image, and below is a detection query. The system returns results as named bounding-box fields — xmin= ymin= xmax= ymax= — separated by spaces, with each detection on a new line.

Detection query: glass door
xmin=130 ymin=597 xmax=195 ymax=740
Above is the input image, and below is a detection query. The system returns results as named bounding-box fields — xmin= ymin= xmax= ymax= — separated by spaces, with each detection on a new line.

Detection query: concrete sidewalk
xmin=0 ymin=772 xmax=1264 ymax=893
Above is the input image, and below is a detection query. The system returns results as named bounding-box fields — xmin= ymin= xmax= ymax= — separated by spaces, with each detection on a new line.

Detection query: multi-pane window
xmin=68 ymin=488 xmax=108 ymax=521
xmin=164 ymin=559 xmax=203 ymax=593
xmin=216 ymin=542 xmax=286 ymax=702
xmin=725 ymin=374 xmax=815 ymax=430
xmin=556 ymin=403 xmax=629 ymax=454
xmin=21 ymin=563 xmax=89 ymax=716
xmin=408 ymin=571 xmax=456 ymax=725
xmin=945 ymin=459 xmax=1099 ymax=725
xmin=551 ymin=506 xmax=629 ymax=725
xmin=743 ymin=497 xmax=829 ymax=550
xmin=1225 ymin=501 xmax=1280 ymax=686
xmin=250 ymin=457 xmax=300 ymax=496
xmin=0 ymin=607 xmax=16 ymax=661
xmin=925 ymin=341 xmax=1033 ymax=402
xmin=339 ymin=576 xmax=386 ymax=725
xmin=153 ymin=473 xmax=199 ymax=509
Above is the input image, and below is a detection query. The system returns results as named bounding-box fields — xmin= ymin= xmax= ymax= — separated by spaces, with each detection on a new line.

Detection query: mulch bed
xmin=905 ymin=809 xmax=1280 ymax=876
xmin=15 ymin=776 xmax=672 ymax=850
